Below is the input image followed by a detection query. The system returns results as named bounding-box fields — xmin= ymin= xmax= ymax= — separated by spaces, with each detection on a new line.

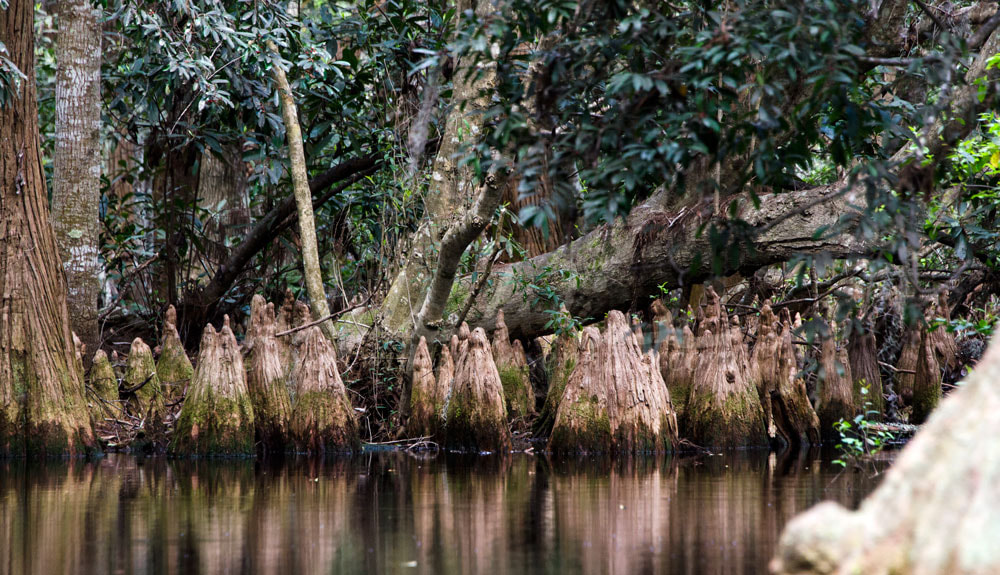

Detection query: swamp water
xmin=0 ymin=449 xmax=886 ymax=575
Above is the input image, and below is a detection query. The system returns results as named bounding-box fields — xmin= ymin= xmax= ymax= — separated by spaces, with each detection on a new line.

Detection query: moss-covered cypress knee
xmin=86 ymin=349 xmax=119 ymax=425
xmin=911 ymin=330 xmax=942 ymax=425
xmin=289 ymin=326 xmax=359 ymax=454
xmin=684 ymin=287 xmax=766 ymax=448
xmin=170 ymin=317 xmax=256 ymax=456
xmin=245 ymin=295 xmax=293 ymax=452
xmin=407 ymin=336 xmax=449 ymax=438
xmin=492 ymin=310 xmax=534 ymax=422
xmin=535 ymin=320 xmax=579 ymax=438
xmin=445 ymin=327 xmax=512 ymax=453
xmin=549 ymin=311 xmax=678 ymax=454
xmin=123 ymin=337 xmax=166 ymax=447
xmin=157 ymin=305 xmax=194 ymax=400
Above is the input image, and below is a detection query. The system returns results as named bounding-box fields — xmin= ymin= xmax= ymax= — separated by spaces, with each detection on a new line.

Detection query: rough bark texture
xmin=928 ymin=293 xmax=959 ymax=374
xmin=535 ymin=321 xmax=579 ymax=437
xmin=816 ymin=334 xmax=856 ymax=442
xmin=659 ymin=322 xmax=696 ymax=427
xmin=491 ymin=310 xmax=534 ymax=421
xmin=436 ymin=344 xmax=455 ymax=395
xmin=189 ymin=147 xmax=250 ymax=283
xmin=380 ymin=0 xmax=504 ymax=338
xmin=0 ymin=0 xmax=96 ymax=457
xmin=86 ymin=349 xmax=118 ymax=425
xmin=170 ymin=318 xmax=255 ymax=456
xmin=274 ymin=289 xmax=297 ymax=385
xmin=685 ymin=288 xmax=767 ymax=448
xmin=895 ymin=323 xmax=921 ymax=407
xmin=911 ymin=330 xmax=942 ymax=425
xmin=123 ymin=338 xmax=164 ymax=427
xmin=244 ymin=295 xmax=292 ymax=452
xmin=445 ymin=327 xmax=512 ymax=453
xmin=771 ymin=333 xmax=1000 ymax=575
xmin=848 ymin=327 xmax=884 ymax=420
xmin=548 ymin=311 xmax=678 ymax=453
xmin=268 ymin=41 xmax=335 ymax=340
xmin=406 ymin=336 xmax=448 ymax=438
xmin=753 ymin=306 xmax=821 ymax=448
xmin=289 ymin=326 xmax=359 ymax=453
xmin=51 ymin=0 xmax=102 ymax=359
xmin=156 ymin=305 xmax=193 ymax=400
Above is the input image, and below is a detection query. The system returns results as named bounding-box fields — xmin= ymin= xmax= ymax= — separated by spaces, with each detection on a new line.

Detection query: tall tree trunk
xmin=0 ymin=0 xmax=97 ymax=456
xmin=189 ymin=146 xmax=249 ymax=284
xmin=50 ymin=0 xmax=102 ymax=360
xmin=268 ymin=41 xmax=335 ymax=340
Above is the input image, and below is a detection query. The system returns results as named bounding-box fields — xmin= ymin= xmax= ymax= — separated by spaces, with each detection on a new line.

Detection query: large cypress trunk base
xmin=910 ymin=330 xmax=942 ymax=425
xmin=245 ymin=295 xmax=293 ymax=452
xmin=548 ymin=310 xmax=678 ymax=453
xmin=445 ymin=327 xmax=511 ymax=453
xmin=771 ymin=334 xmax=1000 ymax=575
xmin=170 ymin=317 xmax=255 ymax=456
xmin=289 ymin=326 xmax=360 ymax=454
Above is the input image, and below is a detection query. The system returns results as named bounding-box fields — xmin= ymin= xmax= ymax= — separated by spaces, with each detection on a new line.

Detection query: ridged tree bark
xmin=50 ymin=0 xmax=102 ymax=361
xmin=189 ymin=146 xmax=250 ymax=284
xmin=0 ymin=0 xmax=96 ymax=456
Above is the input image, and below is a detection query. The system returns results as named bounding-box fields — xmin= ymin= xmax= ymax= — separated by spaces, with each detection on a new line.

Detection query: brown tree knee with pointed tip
xmin=245 ymin=295 xmax=293 ymax=452
xmin=290 ymin=326 xmax=359 ymax=453
xmin=445 ymin=327 xmax=511 ymax=453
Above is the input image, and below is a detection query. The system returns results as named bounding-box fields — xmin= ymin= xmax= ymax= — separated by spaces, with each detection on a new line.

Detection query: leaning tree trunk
xmin=445 ymin=326 xmax=512 ymax=453
xmin=170 ymin=317 xmax=256 ymax=456
xmin=51 ymin=0 xmax=102 ymax=360
xmin=0 ymin=0 xmax=96 ymax=456
xmin=684 ymin=287 xmax=767 ymax=448
xmin=816 ymin=332 xmax=856 ymax=441
xmin=771 ymin=332 xmax=1000 ymax=575
xmin=268 ymin=41 xmax=335 ymax=340
xmin=244 ymin=294 xmax=292 ymax=452
xmin=289 ymin=325 xmax=359 ymax=453
xmin=548 ymin=310 xmax=678 ymax=453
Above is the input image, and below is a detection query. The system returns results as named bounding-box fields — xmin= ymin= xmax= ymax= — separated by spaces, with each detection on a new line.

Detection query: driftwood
xmin=772 ymin=333 xmax=1000 ymax=575
xmin=752 ymin=305 xmax=820 ymax=448
xmin=816 ymin=331 xmax=856 ymax=441
xmin=445 ymin=327 xmax=511 ymax=453
xmin=245 ymin=295 xmax=293 ymax=451
xmin=170 ymin=317 xmax=256 ymax=456
xmin=684 ymin=287 xmax=767 ymax=447
xmin=407 ymin=336 xmax=450 ymax=438
xmin=548 ymin=310 xmax=678 ymax=453
xmin=156 ymin=305 xmax=194 ymax=400
xmin=491 ymin=310 xmax=534 ymax=420
xmin=289 ymin=326 xmax=359 ymax=453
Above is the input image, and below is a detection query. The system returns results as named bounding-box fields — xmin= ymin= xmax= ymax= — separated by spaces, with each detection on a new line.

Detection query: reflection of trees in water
xmin=0 ymin=450 xmax=885 ymax=575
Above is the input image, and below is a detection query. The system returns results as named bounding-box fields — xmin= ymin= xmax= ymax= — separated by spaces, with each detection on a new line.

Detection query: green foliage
xmin=832 ymin=385 xmax=895 ymax=471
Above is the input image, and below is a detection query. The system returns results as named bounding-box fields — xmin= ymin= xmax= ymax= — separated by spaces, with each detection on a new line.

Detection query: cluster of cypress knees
xmin=83 ymin=286 xmax=957 ymax=455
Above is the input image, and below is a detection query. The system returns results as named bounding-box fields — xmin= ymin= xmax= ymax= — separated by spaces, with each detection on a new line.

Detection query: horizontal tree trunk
xmin=467 ymin=185 xmax=865 ymax=341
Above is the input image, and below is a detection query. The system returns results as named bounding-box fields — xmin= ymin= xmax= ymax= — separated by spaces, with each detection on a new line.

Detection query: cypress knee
xmin=170 ymin=317 xmax=256 ymax=456
xmin=289 ymin=326 xmax=360 ymax=453
xmin=156 ymin=305 xmax=194 ymax=400
xmin=245 ymin=295 xmax=293 ymax=452
xmin=492 ymin=310 xmax=534 ymax=421
xmin=445 ymin=327 xmax=511 ymax=453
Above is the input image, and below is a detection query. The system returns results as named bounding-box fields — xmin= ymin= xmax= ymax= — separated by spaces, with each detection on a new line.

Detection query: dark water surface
xmin=0 ymin=449 xmax=886 ymax=575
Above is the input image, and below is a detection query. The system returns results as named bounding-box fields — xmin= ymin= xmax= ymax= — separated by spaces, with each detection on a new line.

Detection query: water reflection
xmin=0 ymin=449 xmax=885 ymax=575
